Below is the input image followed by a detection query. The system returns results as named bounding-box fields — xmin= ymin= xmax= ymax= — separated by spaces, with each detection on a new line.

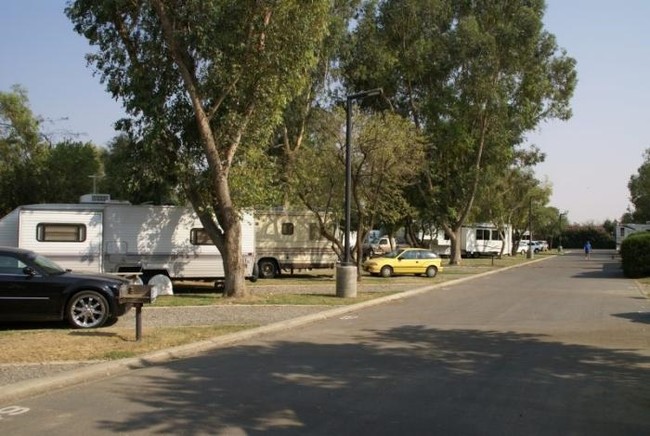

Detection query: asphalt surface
xmin=1 ymin=250 xmax=649 ymax=435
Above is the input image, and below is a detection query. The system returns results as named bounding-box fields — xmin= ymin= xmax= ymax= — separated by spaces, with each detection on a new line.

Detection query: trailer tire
xmin=258 ymin=259 xmax=279 ymax=279
xmin=147 ymin=274 xmax=173 ymax=296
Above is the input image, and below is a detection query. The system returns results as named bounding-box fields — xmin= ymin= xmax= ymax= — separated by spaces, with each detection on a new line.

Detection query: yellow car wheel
xmin=380 ymin=265 xmax=393 ymax=278
xmin=426 ymin=266 xmax=438 ymax=278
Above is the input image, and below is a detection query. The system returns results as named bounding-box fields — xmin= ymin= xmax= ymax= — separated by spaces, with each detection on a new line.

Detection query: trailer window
xmin=282 ymin=222 xmax=294 ymax=236
xmin=476 ymin=229 xmax=490 ymax=240
xmin=36 ymin=224 xmax=86 ymax=242
xmin=190 ymin=228 xmax=212 ymax=245
xmin=491 ymin=230 xmax=501 ymax=240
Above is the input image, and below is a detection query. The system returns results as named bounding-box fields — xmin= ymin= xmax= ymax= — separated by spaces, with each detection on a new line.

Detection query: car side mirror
xmin=22 ymin=266 xmax=36 ymax=277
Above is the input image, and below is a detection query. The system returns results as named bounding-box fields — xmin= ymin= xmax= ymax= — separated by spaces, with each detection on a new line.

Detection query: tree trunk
xmin=444 ymin=224 xmax=462 ymax=265
xmin=221 ymin=212 xmax=246 ymax=297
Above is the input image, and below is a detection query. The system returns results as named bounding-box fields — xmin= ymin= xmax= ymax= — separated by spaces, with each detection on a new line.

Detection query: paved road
xmin=1 ymin=251 xmax=649 ymax=435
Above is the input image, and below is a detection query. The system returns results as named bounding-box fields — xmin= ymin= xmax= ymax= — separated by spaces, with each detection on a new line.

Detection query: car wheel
xmin=426 ymin=266 xmax=438 ymax=278
xmin=380 ymin=265 xmax=393 ymax=278
xmin=66 ymin=291 xmax=110 ymax=329
xmin=258 ymin=259 xmax=278 ymax=279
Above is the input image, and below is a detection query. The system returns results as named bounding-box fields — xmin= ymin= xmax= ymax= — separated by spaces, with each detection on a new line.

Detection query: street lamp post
xmin=527 ymin=197 xmax=534 ymax=259
xmin=558 ymin=211 xmax=567 ymax=253
xmin=337 ymin=88 xmax=383 ymax=298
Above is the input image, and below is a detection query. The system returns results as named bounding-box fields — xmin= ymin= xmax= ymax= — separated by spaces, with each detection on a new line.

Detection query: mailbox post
xmin=118 ymin=284 xmax=157 ymax=341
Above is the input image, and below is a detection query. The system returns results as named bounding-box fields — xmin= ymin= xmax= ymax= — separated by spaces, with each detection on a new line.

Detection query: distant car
xmin=0 ymin=247 xmax=133 ymax=328
xmin=534 ymin=240 xmax=549 ymax=251
xmin=362 ymin=248 xmax=444 ymax=278
xmin=519 ymin=240 xmax=544 ymax=254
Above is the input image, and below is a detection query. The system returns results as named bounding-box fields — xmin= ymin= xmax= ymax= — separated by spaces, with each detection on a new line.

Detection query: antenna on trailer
xmin=88 ymin=175 xmax=103 ymax=194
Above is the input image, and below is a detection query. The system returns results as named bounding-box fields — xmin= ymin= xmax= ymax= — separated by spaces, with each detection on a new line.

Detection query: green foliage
xmin=0 ymin=85 xmax=49 ymax=215
xmin=561 ymin=225 xmax=615 ymax=250
xmin=42 ymin=141 xmax=102 ymax=203
xmin=627 ymin=148 xmax=650 ymax=222
xmin=101 ymin=134 xmax=182 ymax=204
xmin=343 ymin=0 xmax=577 ymax=263
xmin=620 ymin=232 xmax=650 ymax=278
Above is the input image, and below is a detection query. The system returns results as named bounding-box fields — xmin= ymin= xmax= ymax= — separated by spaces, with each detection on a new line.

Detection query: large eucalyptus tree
xmin=66 ymin=0 xmax=331 ymax=296
xmin=344 ymin=0 xmax=577 ymax=264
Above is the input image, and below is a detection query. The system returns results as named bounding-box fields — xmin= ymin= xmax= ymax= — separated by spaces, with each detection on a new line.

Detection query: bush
xmin=620 ymin=232 xmax=650 ymax=278
xmin=561 ymin=225 xmax=615 ymax=249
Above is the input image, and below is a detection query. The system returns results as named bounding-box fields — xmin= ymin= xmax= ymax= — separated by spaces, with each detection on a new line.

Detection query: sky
xmin=1 ymin=0 xmax=648 ymax=224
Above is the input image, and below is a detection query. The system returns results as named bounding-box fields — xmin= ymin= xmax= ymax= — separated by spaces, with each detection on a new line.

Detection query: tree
xmin=343 ymin=0 xmax=577 ymax=264
xmin=67 ymin=1 xmax=331 ymax=297
xmin=42 ymin=141 xmax=103 ymax=203
xmin=0 ymin=85 xmax=49 ymax=215
xmin=291 ymin=108 xmax=425 ymax=274
xmin=101 ymin=134 xmax=182 ymax=205
xmin=270 ymin=0 xmax=361 ymax=208
xmin=627 ymin=148 xmax=650 ymax=222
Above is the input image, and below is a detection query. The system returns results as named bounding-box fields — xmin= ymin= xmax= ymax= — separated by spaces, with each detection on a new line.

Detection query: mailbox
xmin=118 ymin=284 xmax=157 ymax=341
xmin=118 ymin=284 xmax=157 ymax=305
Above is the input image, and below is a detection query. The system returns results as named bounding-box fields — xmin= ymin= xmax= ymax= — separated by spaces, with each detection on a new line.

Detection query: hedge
xmin=620 ymin=232 xmax=650 ymax=278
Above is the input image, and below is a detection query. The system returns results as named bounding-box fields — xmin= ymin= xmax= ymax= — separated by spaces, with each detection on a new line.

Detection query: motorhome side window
xmin=282 ymin=222 xmax=294 ymax=236
xmin=36 ymin=224 xmax=86 ymax=242
xmin=476 ymin=229 xmax=489 ymax=240
xmin=190 ymin=228 xmax=212 ymax=245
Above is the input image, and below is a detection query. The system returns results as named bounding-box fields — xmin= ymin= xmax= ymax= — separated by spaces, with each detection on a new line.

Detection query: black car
xmin=0 ymin=247 xmax=132 ymax=328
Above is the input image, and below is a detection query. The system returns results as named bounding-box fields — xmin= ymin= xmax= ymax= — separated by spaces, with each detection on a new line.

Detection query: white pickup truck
xmin=364 ymin=236 xmax=409 ymax=257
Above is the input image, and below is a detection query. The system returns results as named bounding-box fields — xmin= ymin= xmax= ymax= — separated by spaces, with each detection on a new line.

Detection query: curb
xmin=0 ymin=255 xmax=553 ymax=404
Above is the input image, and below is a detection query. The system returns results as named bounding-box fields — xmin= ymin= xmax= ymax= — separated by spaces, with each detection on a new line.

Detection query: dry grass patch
xmin=0 ymin=324 xmax=254 ymax=364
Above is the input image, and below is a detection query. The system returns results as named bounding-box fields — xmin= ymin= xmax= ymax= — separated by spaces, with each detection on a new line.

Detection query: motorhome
xmin=426 ymin=223 xmax=513 ymax=257
xmin=0 ymin=194 xmax=257 ymax=293
xmin=615 ymin=223 xmax=650 ymax=251
xmin=254 ymin=209 xmax=338 ymax=278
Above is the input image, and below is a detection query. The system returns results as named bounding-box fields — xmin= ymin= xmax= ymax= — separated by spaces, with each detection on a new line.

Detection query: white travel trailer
xmin=615 ymin=223 xmax=650 ymax=251
xmin=0 ymin=195 xmax=257 ymax=292
xmin=254 ymin=209 xmax=338 ymax=278
xmin=426 ymin=223 xmax=513 ymax=257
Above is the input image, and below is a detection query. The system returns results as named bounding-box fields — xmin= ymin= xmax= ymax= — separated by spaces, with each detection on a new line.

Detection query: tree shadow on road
xmin=96 ymin=325 xmax=650 ymax=435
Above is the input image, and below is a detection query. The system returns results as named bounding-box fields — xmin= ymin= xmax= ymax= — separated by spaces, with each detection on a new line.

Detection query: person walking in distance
xmin=584 ymin=240 xmax=592 ymax=259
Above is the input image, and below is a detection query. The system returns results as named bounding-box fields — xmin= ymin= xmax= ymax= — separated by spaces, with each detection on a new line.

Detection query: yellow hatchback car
xmin=363 ymin=248 xmax=444 ymax=278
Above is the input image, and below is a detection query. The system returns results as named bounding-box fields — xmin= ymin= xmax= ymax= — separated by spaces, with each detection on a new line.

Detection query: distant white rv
xmin=425 ymin=223 xmax=513 ymax=257
xmin=0 ymin=195 xmax=257 ymax=293
xmin=615 ymin=223 xmax=650 ymax=251
xmin=254 ymin=209 xmax=338 ymax=278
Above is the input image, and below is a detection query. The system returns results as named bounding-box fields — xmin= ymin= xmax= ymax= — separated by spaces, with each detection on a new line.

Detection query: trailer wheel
xmin=147 ymin=274 xmax=173 ymax=296
xmin=426 ymin=265 xmax=438 ymax=278
xmin=258 ymin=259 xmax=279 ymax=279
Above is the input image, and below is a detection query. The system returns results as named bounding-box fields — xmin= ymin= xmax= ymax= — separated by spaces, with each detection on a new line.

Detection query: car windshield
xmin=382 ymin=249 xmax=406 ymax=259
xmin=31 ymin=253 xmax=66 ymax=275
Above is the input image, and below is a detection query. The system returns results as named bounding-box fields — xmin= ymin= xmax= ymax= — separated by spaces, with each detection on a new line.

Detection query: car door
xmin=396 ymin=250 xmax=419 ymax=274
xmin=0 ymin=253 xmax=61 ymax=320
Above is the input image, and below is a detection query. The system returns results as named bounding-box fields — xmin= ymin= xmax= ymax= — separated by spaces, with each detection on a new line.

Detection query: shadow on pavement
xmin=96 ymin=324 xmax=650 ymax=435
xmin=613 ymin=312 xmax=650 ymax=325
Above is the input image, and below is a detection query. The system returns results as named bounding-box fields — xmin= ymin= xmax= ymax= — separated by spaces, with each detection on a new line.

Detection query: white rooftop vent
xmin=80 ymin=193 xmax=111 ymax=203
